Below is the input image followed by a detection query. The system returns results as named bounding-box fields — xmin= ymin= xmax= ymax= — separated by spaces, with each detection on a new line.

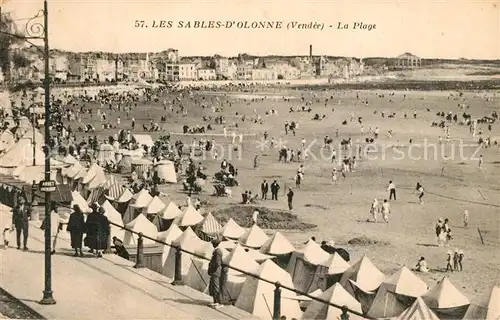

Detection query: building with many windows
xmin=179 ymin=63 xmax=197 ymax=80
xmin=197 ymin=68 xmax=216 ymax=80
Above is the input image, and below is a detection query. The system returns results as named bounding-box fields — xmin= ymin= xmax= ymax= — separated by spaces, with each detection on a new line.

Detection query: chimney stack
xmin=309 ymin=45 xmax=313 ymax=60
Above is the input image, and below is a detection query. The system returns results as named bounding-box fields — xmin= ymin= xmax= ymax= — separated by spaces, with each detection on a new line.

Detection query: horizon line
xmin=22 ymin=46 xmax=500 ymax=61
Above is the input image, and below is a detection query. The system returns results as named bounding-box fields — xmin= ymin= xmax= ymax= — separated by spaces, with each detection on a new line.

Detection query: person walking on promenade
xmin=67 ymin=204 xmax=85 ymax=257
xmin=12 ymin=197 xmax=30 ymax=251
xmin=208 ymin=237 xmax=224 ymax=309
xmin=85 ymin=205 xmax=110 ymax=257
xmin=41 ymin=202 xmax=65 ymax=255
xmin=84 ymin=204 xmax=100 ymax=255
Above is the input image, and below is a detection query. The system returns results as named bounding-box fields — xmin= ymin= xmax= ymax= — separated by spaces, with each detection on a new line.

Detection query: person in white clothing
xmin=381 ymin=199 xmax=390 ymax=223
xmin=370 ymin=199 xmax=379 ymax=222
xmin=252 ymin=210 xmax=259 ymax=225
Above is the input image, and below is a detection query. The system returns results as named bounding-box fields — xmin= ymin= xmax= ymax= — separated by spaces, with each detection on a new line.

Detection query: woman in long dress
xmin=370 ymin=199 xmax=379 ymax=222
xmin=67 ymin=205 xmax=85 ymax=257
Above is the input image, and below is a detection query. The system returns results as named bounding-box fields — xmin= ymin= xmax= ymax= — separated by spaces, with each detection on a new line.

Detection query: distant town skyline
xmin=3 ymin=0 xmax=499 ymax=59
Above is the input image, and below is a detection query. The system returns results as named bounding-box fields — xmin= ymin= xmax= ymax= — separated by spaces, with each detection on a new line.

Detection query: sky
xmin=2 ymin=0 xmax=499 ymax=59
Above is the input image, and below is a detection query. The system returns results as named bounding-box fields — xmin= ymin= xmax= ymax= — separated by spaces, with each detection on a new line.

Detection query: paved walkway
xmin=0 ymin=205 xmax=257 ymax=320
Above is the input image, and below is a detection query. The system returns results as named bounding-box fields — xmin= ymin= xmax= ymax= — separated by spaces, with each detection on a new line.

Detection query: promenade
xmin=0 ymin=205 xmax=257 ymax=320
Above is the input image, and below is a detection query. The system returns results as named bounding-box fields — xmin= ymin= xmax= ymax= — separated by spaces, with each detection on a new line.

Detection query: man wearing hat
xmin=12 ymin=197 xmax=30 ymax=250
xmin=207 ymin=237 xmax=227 ymax=308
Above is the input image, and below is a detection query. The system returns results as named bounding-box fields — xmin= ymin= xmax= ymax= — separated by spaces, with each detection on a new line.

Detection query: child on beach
xmin=3 ymin=225 xmax=12 ymax=249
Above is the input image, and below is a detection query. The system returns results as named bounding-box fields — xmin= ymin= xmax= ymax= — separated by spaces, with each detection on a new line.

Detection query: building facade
xmin=179 ymin=63 xmax=197 ymax=80
xmin=393 ymin=53 xmax=422 ymax=69
xmin=251 ymin=68 xmax=277 ymax=80
xmin=197 ymin=68 xmax=216 ymax=80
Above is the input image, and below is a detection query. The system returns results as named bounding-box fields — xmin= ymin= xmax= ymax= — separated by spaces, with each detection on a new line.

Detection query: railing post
xmin=171 ymin=245 xmax=184 ymax=286
xmin=134 ymin=233 xmax=144 ymax=268
xmin=103 ymin=225 xmax=112 ymax=254
xmin=273 ymin=282 xmax=281 ymax=320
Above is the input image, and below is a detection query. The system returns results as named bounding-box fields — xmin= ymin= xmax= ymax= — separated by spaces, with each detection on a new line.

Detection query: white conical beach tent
xmin=161 ymin=201 xmax=183 ymax=220
xmin=177 ymin=205 xmax=203 ymax=227
xmin=129 ymin=189 xmax=153 ymax=208
xmin=224 ymin=244 xmax=260 ymax=275
xmin=219 ymin=218 xmax=245 ymax=240
xmin=116 ymin=188 xmax=133 ymax=203
xmin=143 ymin=196 xmax=166 ymax=215
xmin=340 ymin=255 xmax=385 ymax=293
xmin=383 ymin=265 xmax=429 ymax=297
xmin=219 ymin=240 xmax=237 ymax=251
xmin=71 ymin=190 xmax=91 ymax=213
xmin=421 ymin=277 xmax=470 ymax=309
xmin=286 ymin=239 xmax=332 ymax=294
xmin=287 ymin=239 xmax=330 ymax=273
xmin=239 ymin=224 xmax=269 ymax=249
xmin=162 ymin=227 xmax=206 ymax=280
xmin=157 ymin=224 xmax=183 ymax=244
xmin=486 ymin=286 xmax=500 ymax=320
xmin=123 ymin=214 xmax=158 ymax=245
xmin=101 ymin=200 xmax=125 ymax=240
xmin=259 ymin=231 xmax=295 ymax=255
xmin=302 ymin=240 xmax=330 ymax=265
xmin=101 ymin=200 xmax=123 ymax=225
xmin=366 ymin=284 xmax=411 ymax=319
xmin=86 ymin=168 xmax=107 ymax=190
xmin=63 ymin=162 xmax=83 ymax=179
xmin=244 ymin=248 xmax=274 ymax=263
xmin=235 ymin=259 xmax=302 ymax=320
xmin=157 ymin=224 xmax=183 ymax=268
xmin=221 ymin=244 xmax=261 ymax=300
xmin=303 ymin=283 xmax=364 ymax=320
xmin=82 ymin=163 xmax=104 ymax=185
xmin=324 ymin=252 xmax=350 ymax=275
xmin=397 ymin=297 xmax=440 ymax=320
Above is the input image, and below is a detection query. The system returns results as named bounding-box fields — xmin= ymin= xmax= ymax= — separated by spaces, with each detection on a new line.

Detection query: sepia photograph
xmin=0 ymin=0 xmax=499 ymax=319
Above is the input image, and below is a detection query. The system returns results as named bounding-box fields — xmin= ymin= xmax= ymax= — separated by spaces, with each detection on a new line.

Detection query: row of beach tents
xmin=0 ymin=127 xmax=498 ymax=320
xmin=67 ymin=184 xmax=500 ymax=320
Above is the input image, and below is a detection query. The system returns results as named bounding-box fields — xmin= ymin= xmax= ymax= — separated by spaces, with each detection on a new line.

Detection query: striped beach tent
xmin=397 ymin=297 xmax=439 ymax=320
xmin=87 ymin=186 xmax=106 ymax=205
xmin=195 ymin=212 xmax=222 ymax=241
xmin=102 ymin=175 xmax=125 ymax=201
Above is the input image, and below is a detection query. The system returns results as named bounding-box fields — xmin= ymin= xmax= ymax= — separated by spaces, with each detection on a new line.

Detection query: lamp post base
xmin=39 ymin=292 xmax=56 ymax=305
xmin=171 ymin=280 xmax=184 ymax=286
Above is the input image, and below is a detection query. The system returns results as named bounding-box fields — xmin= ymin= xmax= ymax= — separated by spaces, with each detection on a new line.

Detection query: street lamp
xmin=0 ymin=0 xmax=56 ymax=305
xmin=29 ymin=106 xmax=36 ymax=166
